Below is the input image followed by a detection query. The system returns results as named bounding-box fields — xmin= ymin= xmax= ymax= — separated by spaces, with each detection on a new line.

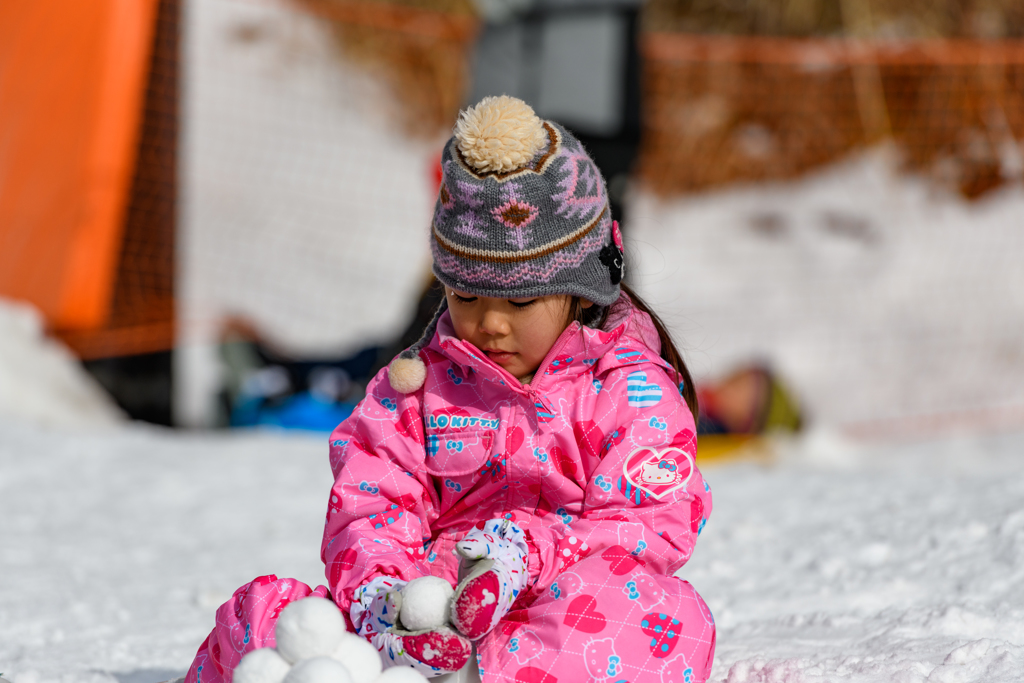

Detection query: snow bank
xmin=2 ymin=423 xmax=1022 ymax=682
xmin=0 ymin=298 xmax=124 ymax=429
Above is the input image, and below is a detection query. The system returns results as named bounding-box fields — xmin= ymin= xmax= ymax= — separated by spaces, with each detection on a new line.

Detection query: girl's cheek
xmin=450 ymin=316 xmax=473 ymax=341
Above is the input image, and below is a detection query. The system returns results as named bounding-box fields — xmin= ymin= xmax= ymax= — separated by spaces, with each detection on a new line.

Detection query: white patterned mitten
xmin=351 ymin=576 xmax=471 ymax=678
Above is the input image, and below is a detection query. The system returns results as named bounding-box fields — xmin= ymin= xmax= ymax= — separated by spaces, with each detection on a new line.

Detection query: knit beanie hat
xmin=389 ymin=96 xmax=625 ymax=393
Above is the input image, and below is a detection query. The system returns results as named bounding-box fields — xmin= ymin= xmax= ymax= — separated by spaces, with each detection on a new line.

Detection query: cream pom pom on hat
xmin=453 ymin=95 xmax=549 ymax=173
xmin=388 ymin=95 xmax=625 ymax=393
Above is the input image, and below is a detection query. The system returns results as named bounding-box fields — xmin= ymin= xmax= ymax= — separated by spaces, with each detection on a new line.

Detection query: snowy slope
xmin=628 ymin=148 xmax=1024 ymax=431
xmin=2 ymin=422 xmax=1022 ymax=682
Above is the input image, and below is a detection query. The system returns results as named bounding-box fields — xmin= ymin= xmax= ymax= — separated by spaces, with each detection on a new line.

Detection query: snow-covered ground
xmin=2 ymin=420 xmax=1022 ymax=683
xmin=4 ymin=1 xmax=1024 ymax=678
xmin=0 ymin=423 xmax=329 ymax=683
xmin=681 ymin=430 xmax=1024 ymax=682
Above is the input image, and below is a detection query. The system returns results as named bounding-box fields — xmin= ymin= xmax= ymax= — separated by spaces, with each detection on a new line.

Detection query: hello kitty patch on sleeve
xmin=620 ymin=446 xmax=695 ymax=501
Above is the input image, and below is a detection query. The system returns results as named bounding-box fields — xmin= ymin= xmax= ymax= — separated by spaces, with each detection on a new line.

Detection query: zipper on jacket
xmin=503 ymin=401 xmax=518 ymax=511
xmin=526 ymin=386 xmax=557 ymax=424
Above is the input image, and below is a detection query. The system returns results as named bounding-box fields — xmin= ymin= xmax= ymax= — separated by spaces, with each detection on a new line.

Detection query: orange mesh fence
xmin=0 ymin=0 xmax=177 ymax=360
xmin=639 ymin=35 xmax=1024 ymax=198
xmin=58 ymin=0 xmax=179 ymax=359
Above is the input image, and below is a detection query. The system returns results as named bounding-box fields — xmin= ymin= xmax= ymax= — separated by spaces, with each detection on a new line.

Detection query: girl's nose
xmin=479 ymin=308 xmax=510 ymax=336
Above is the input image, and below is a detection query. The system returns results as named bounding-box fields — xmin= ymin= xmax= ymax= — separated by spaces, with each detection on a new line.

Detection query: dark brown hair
xmin=568 ymin=282 xmax=699 ymax=421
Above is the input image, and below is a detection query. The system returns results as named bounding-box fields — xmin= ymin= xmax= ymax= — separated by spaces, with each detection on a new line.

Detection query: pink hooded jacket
xmin=322 ymin=294 xmax=712 ymax=615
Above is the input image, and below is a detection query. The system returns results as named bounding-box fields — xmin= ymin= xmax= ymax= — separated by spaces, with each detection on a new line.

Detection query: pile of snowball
xmin=233 ymin=596 xmax=428 ymax=683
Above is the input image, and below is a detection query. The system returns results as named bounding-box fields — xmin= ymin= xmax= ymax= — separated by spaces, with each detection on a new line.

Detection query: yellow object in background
xmin=697 ymin=434 xmax=770 ymax=463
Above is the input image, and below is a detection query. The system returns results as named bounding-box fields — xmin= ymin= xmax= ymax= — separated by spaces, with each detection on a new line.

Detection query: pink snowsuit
xmin=186 ymin=295 xmax=716 ymax=683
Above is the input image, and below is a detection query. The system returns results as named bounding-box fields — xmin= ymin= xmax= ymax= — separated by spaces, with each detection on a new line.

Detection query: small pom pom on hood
xmin=455 ymin=96 xmax=548 ymax=173
xmin=389 ymin=354 xmax=427 ymax=394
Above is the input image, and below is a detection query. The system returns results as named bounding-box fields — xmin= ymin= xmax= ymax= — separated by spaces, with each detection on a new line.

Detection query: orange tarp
xmin=0 ymin=0 xmax=159 ymax=332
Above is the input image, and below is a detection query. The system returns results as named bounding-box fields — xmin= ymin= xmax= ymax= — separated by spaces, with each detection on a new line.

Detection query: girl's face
xmin=445 ymin=288 xmax=591 ymax=384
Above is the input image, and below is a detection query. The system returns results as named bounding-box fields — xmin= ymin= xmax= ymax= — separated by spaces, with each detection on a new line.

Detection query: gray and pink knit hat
xmin=389 ymin=96 xmax=625 ymax=393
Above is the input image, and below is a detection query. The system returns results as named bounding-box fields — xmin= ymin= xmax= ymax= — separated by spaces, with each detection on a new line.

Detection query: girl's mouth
xmin=485 ymin=350 xmax=516 ymax=364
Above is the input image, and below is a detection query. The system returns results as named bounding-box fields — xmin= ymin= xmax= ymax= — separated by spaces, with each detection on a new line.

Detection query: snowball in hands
xmin=275 ymin=597 xmax=347 ymax=663
xmin=399 ymin=576 xmax=455 ymax=631
xmin=234 ymin=648 xmax=292 ymax=683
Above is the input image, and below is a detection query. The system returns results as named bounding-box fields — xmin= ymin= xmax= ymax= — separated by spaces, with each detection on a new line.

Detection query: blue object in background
xmin=231 ymin=391 xmax=355 ymax=432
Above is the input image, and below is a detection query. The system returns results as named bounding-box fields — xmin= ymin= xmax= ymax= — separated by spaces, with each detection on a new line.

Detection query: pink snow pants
xmin=185 ymin=576 xmax=331 ymax=683
xmin=185 ymin=548 xmax=716 ymax=683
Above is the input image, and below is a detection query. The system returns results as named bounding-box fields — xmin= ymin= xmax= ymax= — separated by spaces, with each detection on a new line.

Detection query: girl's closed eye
xmin=451 ymin=292 xmax=535 ymax=308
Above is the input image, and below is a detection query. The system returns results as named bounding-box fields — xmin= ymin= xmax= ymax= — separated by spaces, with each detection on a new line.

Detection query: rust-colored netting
xmin=297 ymin=0 xmax=477 ymax=136
xmin=639 ymin=35 xmax=1024 ymax=199
xmin=289 ymin=2 xmax=1024 ymax=200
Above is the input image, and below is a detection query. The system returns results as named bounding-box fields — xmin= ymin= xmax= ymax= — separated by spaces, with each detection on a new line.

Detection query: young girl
xmin=186 ymin=96 xmax=715 ymax=683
